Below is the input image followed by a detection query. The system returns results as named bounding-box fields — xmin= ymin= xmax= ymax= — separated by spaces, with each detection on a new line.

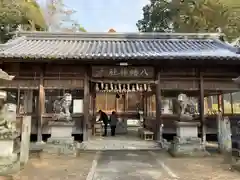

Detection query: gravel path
xmin=12 ymin=152 xmax=95 ymax=180
xmin=4 ymin=150 xmax=240 ymax=180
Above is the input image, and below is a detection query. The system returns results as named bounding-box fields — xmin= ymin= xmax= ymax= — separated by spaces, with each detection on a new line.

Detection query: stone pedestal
xmin=47 ymin=121 xmax=74 ymax=144
xmin=169 ymin=121 xmax=207 ymax=157
xmin=0 ymin=135 xmax=20 ymax=175
xmin=45 ymin=121 xmax=76 ymax=155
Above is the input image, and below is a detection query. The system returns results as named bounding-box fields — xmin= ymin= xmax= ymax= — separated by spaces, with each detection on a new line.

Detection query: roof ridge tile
xmin=15 ymin=31 xmax=223 ymax=40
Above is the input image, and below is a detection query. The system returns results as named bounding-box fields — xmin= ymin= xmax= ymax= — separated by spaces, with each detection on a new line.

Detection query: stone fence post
xmin=20 ymin=116 xmax=31 ymax=165
xmin=217 ymin=113 xmax=231 ymax=153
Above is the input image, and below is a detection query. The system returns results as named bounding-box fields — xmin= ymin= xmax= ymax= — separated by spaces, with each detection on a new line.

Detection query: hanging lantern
xmin=110 ymin=83 xmax=114 ymax=91
xmin=118 ymin=83 xmax=122 ymax=92
xmin=122 ymin=84 xmax=127 ymax=92
xmin=136 ymin=84 xmax=139 ymax=91
xmin=95 ymin=83 xmax=100 ymax=92
xmin=105 ymin=83 xmax=109 ymax=92
xmin=132 ymin=84 xmax=136 ymax=92
xmin=143 ymin=84 xmax=147 ymax=91
xmin=139 ymin=84 xmax=143 ymax=92
xmin=127 ymin=84 xmax=130 ymax=92
xmin=114 ymin=84 xmax=118 ymax=92
xmin=147 ymin=84 xmax=152 ymax=92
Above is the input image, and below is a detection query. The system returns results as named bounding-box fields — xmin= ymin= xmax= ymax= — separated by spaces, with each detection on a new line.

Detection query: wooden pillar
xmin=199 ymin=71 xmax=206 ymax=144
xmin=17 ymin=88 xmax=20 ymax=113
xmin=217 ymin=95 xmax=221 ymax=112
xmin=123 ymin=93 xmax=126 ymax=112
xmin=83 ymin=71 xmax=90 ymax=141
xmin=221 ymin=95 xmax=225 ymax=115
xmin=24 ymin=90 xmax=33 ymax=113
xmin=115 ymin=94 xmax=118 ymax=111
xmin=155 ymin=72 xmax=162 ymax=141
xmin=140 ymin=92 xmax=144 ymax=111
xmin=217 ymin=94 xmax=224 ymax=114
xmin=92 ymin=92 xmax=96 ymax=116
xmin=37 ymin=71 xmax=44 ymax=142
xmin=145 ymin=94 xmax=147 ymax=115
xmin=144 ymin=93 xmax=147 ymax=115
xmin=125 ymin=93 xmax=128 ymax=112
xmin=230 ymin=93 xmax=233 ymax=114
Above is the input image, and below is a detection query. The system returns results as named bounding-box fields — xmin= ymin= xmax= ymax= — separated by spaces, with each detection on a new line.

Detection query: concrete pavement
xmin=88 ymin=150 xmax=179 ymax=180
xmin=88 ymin=150 xmax=240 ymax=180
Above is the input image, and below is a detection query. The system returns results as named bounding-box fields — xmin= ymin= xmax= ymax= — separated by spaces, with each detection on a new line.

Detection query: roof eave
xmin=1 ymin=55 xmax=239 ymax=63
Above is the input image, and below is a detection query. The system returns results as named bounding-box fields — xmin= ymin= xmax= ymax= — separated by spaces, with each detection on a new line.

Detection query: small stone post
xmin=222 ymin=117 xmax=232 ymax=152
xmin=20 ymin=116 xmax=31 ymax=165
xmin=217 ymin=112 xmax=223 ymax=152
xmin=217 ymin=113 xmax=232 ymax=153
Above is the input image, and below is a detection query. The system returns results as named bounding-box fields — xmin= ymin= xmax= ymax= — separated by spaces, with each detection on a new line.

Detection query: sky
xmin=38 ymin=0 xmax=149 ymax=32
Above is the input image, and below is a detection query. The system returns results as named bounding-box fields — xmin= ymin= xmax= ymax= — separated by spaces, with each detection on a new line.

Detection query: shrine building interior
xmin=2 ymin=63 xmax=240 ymax=142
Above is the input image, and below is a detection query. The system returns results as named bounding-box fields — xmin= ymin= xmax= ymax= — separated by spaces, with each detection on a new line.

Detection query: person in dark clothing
xmin=109 ymin=111 xmax=118 ymax=136
xmin=98 ymin=110 xmax=109 ymax=136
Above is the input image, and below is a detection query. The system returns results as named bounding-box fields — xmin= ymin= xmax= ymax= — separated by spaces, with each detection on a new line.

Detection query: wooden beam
xmin=199 ymin=70 xmax=206 ymax=145
xmin=125 ymin=93 xmax=128 ymax=112
xmin=83 ymin=70 xmax=90 ymax=141
xmin=141 ymin=92 xmax=144 ymax=111
xmin=144 ymin=93 xmax=147 ymax=115
xmin=155 ymin=71 xmax=162 ymax=141
xmin=37 ymin=68 xmax=44 ymax=142
xmin=91 ymin=79 xmax=156 ymax=84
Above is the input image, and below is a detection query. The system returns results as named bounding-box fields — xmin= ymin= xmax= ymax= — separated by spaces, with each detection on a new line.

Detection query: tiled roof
xmin=0 ymin=31 xmax=239 ymax=60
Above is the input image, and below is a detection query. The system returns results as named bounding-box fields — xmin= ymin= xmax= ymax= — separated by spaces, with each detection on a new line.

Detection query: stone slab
xmin=0 ymin=154 xmax=18 ymax=166
xmin=169 ymin=137 xmax=208 ymax=157
xmin=176 ymin=125 xmax=198 ymax=138
xmin=168 ymin=148 xmax=209 ymax=157
xmin=78 ymin=139 xmax=162 ymax=151
xmin=169 ymin=143 xmax=208 ymax=157
xmin=175 ymin=121 xmax=200 ymax=127
xmin=43 ymin=141 xmax=77 ymax=156
xmin=174 ymin=136 xmax=202 ymax=144
xmin=0 ymin=140 xmax=14 ymax=157
xmin=47 ymin=137 xmax=74 ymax=144
xmin=0 ymin=155 xmax=20 ymax=176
